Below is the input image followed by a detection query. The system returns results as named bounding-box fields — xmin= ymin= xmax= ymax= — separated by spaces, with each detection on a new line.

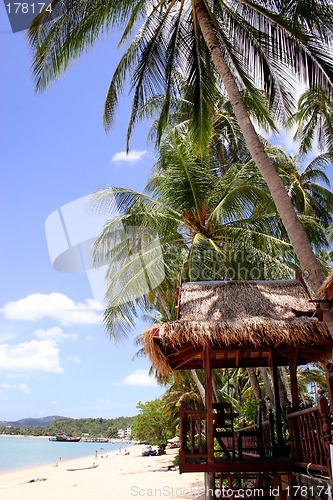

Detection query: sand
xmin=0 ymin=445 xmax=205 ymax=499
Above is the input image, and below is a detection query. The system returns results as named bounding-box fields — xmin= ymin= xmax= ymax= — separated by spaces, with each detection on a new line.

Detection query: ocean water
xmin=0 ymin=436 xmax=132 ymax=473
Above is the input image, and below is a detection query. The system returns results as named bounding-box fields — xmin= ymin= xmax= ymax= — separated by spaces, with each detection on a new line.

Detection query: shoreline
xmin=0 ymin=445 xmax=205 ymax=499
xmin=0 ymin=433 xmax=133 ymax=442
xmin=0 ymin=435 xmax=134 ymax=474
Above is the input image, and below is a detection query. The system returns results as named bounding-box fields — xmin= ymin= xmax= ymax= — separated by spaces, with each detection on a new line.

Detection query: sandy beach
xmin=0 ymin=445 xmax=205 ymax=499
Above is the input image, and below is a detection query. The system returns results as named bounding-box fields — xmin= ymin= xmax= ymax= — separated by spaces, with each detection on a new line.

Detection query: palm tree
xmin=91 ymin=131 xmax=295 ymax=339
xmin=289 ymin=86 xmax=333 ymax=154
xmin=28 ymin=0 xmax=333 ymax=291
xmin=227 ymin=142 xmax=332 ymax=252
xmin=277 ymin=152 xmax=333 ymax=228
xmin=147 ymin=88 xmax=275 ymax=176
xmin=296 ymin=365 xmax=327 ymax=407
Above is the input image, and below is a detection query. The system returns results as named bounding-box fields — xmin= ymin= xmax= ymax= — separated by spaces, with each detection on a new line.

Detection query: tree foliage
xmin=131 ymin=399 xmax=177 ymax=445
xmin=92 ymin=131 xmax=302 ymax=341
xmin=0 ymin=416 xmax=135 ymax=437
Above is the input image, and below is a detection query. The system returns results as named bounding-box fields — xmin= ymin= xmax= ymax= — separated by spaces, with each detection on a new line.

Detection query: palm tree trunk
xmin=156 ymin=287 xmax=171 ymax=320
xmin=212 ymin=372 xmax=220 ymax=403
xmin=277 ymin=368 xmax=288 ymax=414
xmin=215 ymin=138 xmax=229 ymax=176
xmin=193 ymin=0 xmax=325 ymax=293
xmin=247 ymin=368 xmax=261 ymax=400
xmin=259 ymin=367 xmax=274 ymax=409
xmin=280 ymin=367 xmax=292 ymax=403
xmin=190 ymin=369 xmax=205 ymax=403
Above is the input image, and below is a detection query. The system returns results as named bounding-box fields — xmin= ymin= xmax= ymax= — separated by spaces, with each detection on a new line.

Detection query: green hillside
xmin=0 ymin=415 xmax=135 ymax=438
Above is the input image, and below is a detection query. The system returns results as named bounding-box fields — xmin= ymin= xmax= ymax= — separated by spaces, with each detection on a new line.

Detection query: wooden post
xmin=269 ymin=409 xmax=278 ymax=456
xmin=179 ymin=402 xmax=187 ymax=471
xmin=204 ymin=345 xmax=214 ymax=466
xmin=289 ymin=347 xmax=299 ymax=411
xmin=286 ymin=403 xmax=299 ymax=462
xmin=204 ymin=345 xmax=215 ymax=499
xmin=287 ymin=348 xmax=300 ymax=466
xmin=318 ymin=389 xmax=332 ymax=479
xmin=270 ymin=348 xmax=285 ymax=454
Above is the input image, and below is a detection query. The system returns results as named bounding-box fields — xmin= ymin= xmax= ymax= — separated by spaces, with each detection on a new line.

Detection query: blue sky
xmin=1 ymin=6 xmax=332 ymax=422
xmin=0 ymin=7 xmax=165 ymax=421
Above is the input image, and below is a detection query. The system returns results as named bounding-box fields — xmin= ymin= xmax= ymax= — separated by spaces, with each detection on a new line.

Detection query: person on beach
xmin=21 ymin=478 xmax=47 ymax=484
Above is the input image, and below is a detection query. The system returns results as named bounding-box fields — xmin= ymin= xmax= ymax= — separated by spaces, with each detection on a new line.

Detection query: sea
xmin=0 ymin=436 xmax=132 ymax=473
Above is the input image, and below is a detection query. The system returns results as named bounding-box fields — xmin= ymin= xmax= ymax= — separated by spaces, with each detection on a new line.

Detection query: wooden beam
xmin=168 ymin=343 xmax=199 ymax=358
xmin=169 ymin=357 xmax=291 ymax=371
xmin=204 ymin=345 xmax=214 ymax=466
xmin=173 ymin=351 xmax=201 ymax=370
xmin=270 ymin=348 xmax=285 ymax=454
xmin=289 ymin=346 xmax=299 ymax=411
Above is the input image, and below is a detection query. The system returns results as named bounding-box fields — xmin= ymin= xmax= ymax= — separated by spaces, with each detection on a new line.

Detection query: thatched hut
xmin=142 ymin=279 xmax=333 ymax=492
xmin=143 ymin=280 xmax=332 ymax=376
xmin=318 ymin=268 xmax=333 ymax=300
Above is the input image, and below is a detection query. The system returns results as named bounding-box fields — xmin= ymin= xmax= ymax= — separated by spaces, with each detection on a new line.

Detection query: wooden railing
xmin=178 ymin=397 xmax=332 ymax=477
xmin=235 ymin=420 xmax=272 ymax=458
xmin=179 ymin=406 xmax=275 ymax=463
xmin=287 ymin=390 xmax=332 ymax=472
xmin=179 ymin=406 xmax=208 ymax=464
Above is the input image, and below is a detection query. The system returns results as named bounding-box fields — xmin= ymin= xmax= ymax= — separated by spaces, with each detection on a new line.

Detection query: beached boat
xmin=66 ymin=464 xmax=99 ymax=471
xmin=49 ymin=432 xmax=81 ymax=442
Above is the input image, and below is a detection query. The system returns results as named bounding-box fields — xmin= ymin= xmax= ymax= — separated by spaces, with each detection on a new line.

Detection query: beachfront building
xmin=117 ymin=427 xmax=131 ymax=439
xmin=143 ymin=278 xmax=333 ymax=499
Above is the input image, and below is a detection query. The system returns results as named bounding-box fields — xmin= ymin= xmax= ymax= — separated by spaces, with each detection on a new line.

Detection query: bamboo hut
xmin=142 ymin=279 xmax=333 ymax=498
xmin=143 ymin=280 xmax=332 ymax=375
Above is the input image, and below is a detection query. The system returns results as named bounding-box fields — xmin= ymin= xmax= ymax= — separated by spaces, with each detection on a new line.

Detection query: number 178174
xmin=6 ymin=3 xmax=52 ymax=14
xmin=286 ymin=485 xmax=332 ymax=497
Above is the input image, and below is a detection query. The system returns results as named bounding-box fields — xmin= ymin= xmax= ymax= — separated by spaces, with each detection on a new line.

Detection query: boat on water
xmin=81 ymin=437 xmax=109 ymax=443
xmin=49 ymin=432 xmax=81 ymax=442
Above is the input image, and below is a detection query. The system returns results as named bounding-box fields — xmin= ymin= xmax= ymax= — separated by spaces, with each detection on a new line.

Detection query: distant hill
xmin=0 ymin=415 xmax=136 ymax=437
xmin=1 ymin=416 xmax=63 ymax=427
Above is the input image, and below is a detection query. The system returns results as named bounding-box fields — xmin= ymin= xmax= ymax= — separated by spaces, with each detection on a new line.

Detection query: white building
xmin=117 ymin=427 xmax=131 ymax=439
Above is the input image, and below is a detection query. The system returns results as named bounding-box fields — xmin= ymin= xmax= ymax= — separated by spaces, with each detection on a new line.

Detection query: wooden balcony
xmin=179 ymin=406 xmax=292 ymax=474
xmin=287 ymin=394 xmax=332 ymax=474
xmin=179 ymin=400 xmax=332 ymax=476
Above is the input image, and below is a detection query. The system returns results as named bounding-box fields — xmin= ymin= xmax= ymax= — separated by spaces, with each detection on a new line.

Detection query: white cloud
xmin=34 ymin=326 xmax=77 ymax=342
xmin=67 ymin=355 xmax=81 ymax=364
xmin=0 ymin=293 xmax=103 ymax=326
xmin=0 ymin=333 xmax=17 ymax=343
xmin=112 ymin=369 xmax=158 ymax=387
xmin=85 ymin=334 xmax=96 ymax=342
xmin=110 ymin=150 xmax=146 ymax=164
xmin=0 ymin=339 xmax=63 ymax=374
xmin=97 ymin=398 xmax=111 ymax=404
xmin=17 ymin=383 xmax=30 ymax=394
xmin=1 ymin=382 xmax=30 ymax=394
xmin=270 ymin=129 xmax=300 ymax=156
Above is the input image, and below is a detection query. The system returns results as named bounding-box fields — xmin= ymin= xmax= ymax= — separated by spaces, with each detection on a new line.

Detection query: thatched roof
xmin=317 ymin=269 xmax=333 ymax=298
xmin=142 ymin=280 xmax=333 ymax=375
